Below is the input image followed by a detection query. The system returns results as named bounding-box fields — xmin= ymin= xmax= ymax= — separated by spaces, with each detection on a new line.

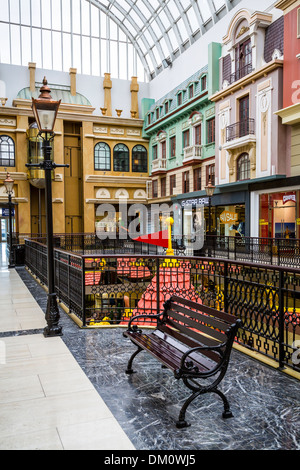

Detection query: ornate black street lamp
xmin=205 ymin=177 xmax=215 ymax=257
xmin=26 ymin=77 xmax=68 ymax=337
xmin=4 ymin=171 xmax=15 ymax=268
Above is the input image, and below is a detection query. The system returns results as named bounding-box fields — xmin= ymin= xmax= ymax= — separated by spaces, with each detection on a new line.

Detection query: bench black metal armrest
xmin=125 ymin=312 xmax=163 ymax=332
xmin=175 ymin=344 xmax=225 ymax=379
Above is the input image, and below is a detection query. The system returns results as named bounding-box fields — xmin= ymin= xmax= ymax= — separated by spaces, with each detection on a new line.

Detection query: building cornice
xmin=210 ymin=60 xmax=283 ymax=103
xmin=275 ymin=0 xmax=300 ymax=13
xmin=0 ymin=105 xmax=145 ymax=127
xmin=275 ymin=102 xmax=300 ymax=125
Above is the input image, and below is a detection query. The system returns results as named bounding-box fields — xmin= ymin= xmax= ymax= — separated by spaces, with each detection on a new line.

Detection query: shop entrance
xmin=0 ymin=218 xmax=8 ymax=242
xmin=259 ymin=191 xmax=299 ymax=239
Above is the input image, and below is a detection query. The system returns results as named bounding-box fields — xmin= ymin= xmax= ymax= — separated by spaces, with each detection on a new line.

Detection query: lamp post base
xmin=44 ymin=293 xmax=63 ymax=337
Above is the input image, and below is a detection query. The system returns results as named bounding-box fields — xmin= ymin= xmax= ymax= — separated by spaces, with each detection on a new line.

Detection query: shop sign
xmin=259 ymin=219 xmax=268 ymax=225
xmin=283 ymin=194 xmax=296 ymax=204
xmin=1 ymin=208 xmax=14 ymax=217
xmin=180 ymin=197 xmax=209 ymax=207
xmin=297 ymin=218 xmax=300 ymax=226
xmin=220 ymin=211 xmax=238 ymax=224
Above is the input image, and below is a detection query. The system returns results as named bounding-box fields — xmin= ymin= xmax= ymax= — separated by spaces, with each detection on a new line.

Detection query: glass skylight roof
xmin=0 ymin=0 xmax=239 ymax=82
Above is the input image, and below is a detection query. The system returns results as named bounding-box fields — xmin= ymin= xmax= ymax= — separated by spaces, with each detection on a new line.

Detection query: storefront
xmin=177 ymin=190 xmax=248 ymax=239
xmin=259 ymin=190 xmax=299 ymax=239
xmin=250 ymin=176 xmax=300 ymax=239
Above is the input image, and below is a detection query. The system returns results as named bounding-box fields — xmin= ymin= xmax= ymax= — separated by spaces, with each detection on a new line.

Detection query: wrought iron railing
xmin=24 ymin=238 xmax=300 ymax=373
xmin=226 ymin=118 xmax=255 ymax=141
xmin=229 ymin=62 xmax=253 ymax=84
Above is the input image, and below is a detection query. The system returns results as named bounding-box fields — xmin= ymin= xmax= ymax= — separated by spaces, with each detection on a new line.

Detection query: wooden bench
xmin=123 ymin=295 xmax=242 ymax=428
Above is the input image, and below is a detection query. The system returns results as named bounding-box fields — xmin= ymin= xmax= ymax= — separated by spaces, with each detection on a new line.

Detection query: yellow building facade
xmin=0 ymin=65 xmax=149 ymax=239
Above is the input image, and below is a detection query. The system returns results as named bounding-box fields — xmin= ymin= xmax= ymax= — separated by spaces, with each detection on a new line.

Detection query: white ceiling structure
xmin=88 ymin=0 xmax=240 ymax=79
xmin=0 ymin=0 xmax=242 ymax=82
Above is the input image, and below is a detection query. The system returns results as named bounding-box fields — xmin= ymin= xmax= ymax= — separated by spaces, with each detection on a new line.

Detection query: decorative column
xmin=130 ymin=76 xmax=139 ymax=118
xmin=103 ymin=73 xmax=112 ymax=116
xmin=69 ymin=68 xmax=77 ymax=96
xmin=28 ymin=62 xmax=36 ymax=93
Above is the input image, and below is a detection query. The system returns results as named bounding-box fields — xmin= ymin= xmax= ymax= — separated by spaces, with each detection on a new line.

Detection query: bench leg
xmin=176 ymin=387 xmax=233 ymax=428
xmin=211 ymin=388 xmax=233 ymax=419
xmin=125 ymin=346 xmax=143 ymax=374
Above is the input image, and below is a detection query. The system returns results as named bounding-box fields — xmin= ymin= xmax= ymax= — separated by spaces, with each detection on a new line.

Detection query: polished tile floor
xmin=0 ymin=243 xmax=299 ymax=450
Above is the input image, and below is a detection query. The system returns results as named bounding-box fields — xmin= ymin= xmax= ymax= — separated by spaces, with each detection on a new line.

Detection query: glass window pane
xmin=42 ymin=29 xmax=52 ymax=69
xmin=32 ymin=28 xmax=42 ymax=67
xmin=82 ymin=36 xmax=90 ymax=74
xmin=0 ymin=0 xmax=9 ymax=22
xmin=91 ymin=38 xmax=100 ymax=76
xmin=41 ymin=0 xmax=51 ymax=29
xmin=110 ymin=41 xmax=118 ymax=78
xmin=11 ymin=25 xmax=21 ymax=65
xmin=62 ymin=32 xmax=71 ymax=71
xmin=0 ymin=23 xmax=10 ymax=63
xmin=31 ymin=0 xmax=41 ymax=27
xmin=21 ymin=26 xmax=31 ymax=66
xmin=52 ymin=31 xmax=62 ymax=70
xmin=62 ymin=0 xmax=71 ymax=32
xmin=20 ymin=0 xmax=31 ymax=25
xmin=52 ymin=0 xmax=62 ymax=31
xmin=119 ymin=42 xmax=127 ymax=80
xmin=10 ymin=0 xmax=20 ymax=23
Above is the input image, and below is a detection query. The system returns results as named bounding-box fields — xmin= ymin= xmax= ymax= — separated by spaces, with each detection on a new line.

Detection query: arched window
xmin=237 ymin=153 xmax=250 ymax=181
xmin=0 ymin=135 xmax=15 ymax=167
xmin=132 ymin=145 xmax=147 ymax=173
xmin=113 ymin=143 xmax=129 ymax=172
xmin=94 ymin=142 xmax=111 ymax=170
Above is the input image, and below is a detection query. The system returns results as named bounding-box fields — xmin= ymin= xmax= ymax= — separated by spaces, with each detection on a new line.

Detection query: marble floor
xmin=0 ymin=242 xmax=299 ymax=451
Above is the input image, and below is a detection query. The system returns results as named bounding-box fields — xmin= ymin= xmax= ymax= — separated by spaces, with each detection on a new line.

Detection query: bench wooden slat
xmin=169 ymin=302 xmax=230 ymax=332
xmin=125 ymin=330 xmax=216 ymax=372
xmin=169 ymin=295 xmax=237 ymax=324
xmin=158 ymin=324 xmax=222 ymax=363
xmin=167 ymin=308 xmax=228 ymax=343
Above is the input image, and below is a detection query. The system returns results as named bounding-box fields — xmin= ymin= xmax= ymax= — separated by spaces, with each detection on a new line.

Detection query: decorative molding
xmin=0 ymin=118 xmax=16 ymax=127
xmin=111 ymin=128 xmax=124 ymax=135
xmin=94 ymin=126 xmax=108 ymax=134
xmin=127 ymin=129 xmax=140 ymax=136
xmin=236 ymin=25 xmax=250 ymax=39
xmin=0 ymin=172 xmax=27 ymax=181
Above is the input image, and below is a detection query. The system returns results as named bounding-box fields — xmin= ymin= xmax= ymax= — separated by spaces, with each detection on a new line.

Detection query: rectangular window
xmin=194 ymin=124 xmax=201 ymax=145
xmin=207 ymin=118 xmax=215 ymax=144
xmin=152 ymin=180 xmax=158 ymax=198
xmin=183 ymin=129 xmax=190 ymax=148
xmin=170 ymin=174 xmax=176 ymax=195
xmin=165 ymin=101 xmax=169 ymax=114
xmin=193 ymin=167 xmax=201 ymax=191
xmin=206 ymin=164 xmax=215 ymax=186
xmin=170 ymin=136 xmax=176 ymax=158
xmin=161 ymin=141 xmax=166 ymax=160
xmin=148 ymin=114 xmax=151 ymax=125
xmin=189 ymin=84 xmax=194 ymax=99
xmin=182 ymin=171 xmax=190 ymax=193
xmin=156 ymin=108 xmax=160 ymax=120
xmin=177 ymin=93 xmax=182 ymax=106
xmin=201 ymin=75 xmax=207 ymax=91
xmin=161 ymin=177 xmax=166 ymax=197
xmin=152 ymin=145 xmax=157 ymax=160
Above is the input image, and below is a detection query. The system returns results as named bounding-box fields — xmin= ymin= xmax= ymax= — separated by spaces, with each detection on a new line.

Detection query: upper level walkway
xmin=0 ymin=242 xmax=299 ymax=450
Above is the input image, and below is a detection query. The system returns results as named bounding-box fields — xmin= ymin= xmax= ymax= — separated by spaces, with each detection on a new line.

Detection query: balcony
xmin=226 ymin=118 xmax=255 ymax=143
xmin=229 ymin=62 xmax=253 ymax=85
xmin=183 ymin=145 xmax=203 ymax=165
xmin=152 ymin=158 xmax=167 ymax=174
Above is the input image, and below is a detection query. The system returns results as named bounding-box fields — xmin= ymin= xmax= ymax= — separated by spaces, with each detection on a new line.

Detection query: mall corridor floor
xmin=0 ymin=244 xmax=135 ymax=450
xmin=0 ymin=243 xmax=299 ymax=450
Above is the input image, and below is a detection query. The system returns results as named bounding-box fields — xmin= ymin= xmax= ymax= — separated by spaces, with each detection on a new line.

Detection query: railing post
xmin=82 ymin=257 xmax=86 ymax=327
xmin=278 ymin=269 xmax=285 ymax=370
xmin=224 ymin=260 xmax=229 ymax=313
xmin=156 ymin=257 xmax=160 ymax=316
